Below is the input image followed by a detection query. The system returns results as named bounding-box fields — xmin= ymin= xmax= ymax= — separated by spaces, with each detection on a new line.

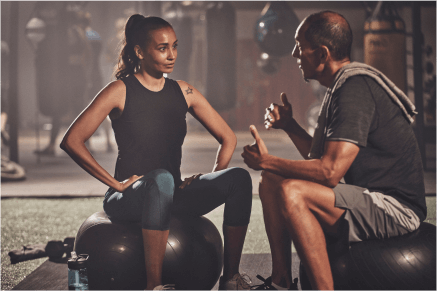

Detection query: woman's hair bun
xmin=125 ymin=14 xmax=145 ymax=40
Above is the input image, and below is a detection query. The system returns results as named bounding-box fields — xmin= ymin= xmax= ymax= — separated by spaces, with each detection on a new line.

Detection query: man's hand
xmin=242 ymin=125 xmax=268 ymax=170
xmin=264 ymin=92 xmax=293 ymax=130
xmin=179 ymin=173 xmax=202 ymax=189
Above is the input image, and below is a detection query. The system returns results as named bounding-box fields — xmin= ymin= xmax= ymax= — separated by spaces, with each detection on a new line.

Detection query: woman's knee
xmin=143 ymin=169 xmax=175 ymax=197
xmin=222 ymin=167 xmax=252 ymax=226
xmin=141 ymin=169 xmax=175 ymax=230
xmin=229 ymin=167 xmax=252 ymax=192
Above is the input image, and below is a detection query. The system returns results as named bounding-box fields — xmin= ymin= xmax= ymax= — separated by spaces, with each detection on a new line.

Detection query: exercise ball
xmin=299 ymin=222 xmax=436 ymax=290
xmin=74 ymin=211 xmax=223 ymax=290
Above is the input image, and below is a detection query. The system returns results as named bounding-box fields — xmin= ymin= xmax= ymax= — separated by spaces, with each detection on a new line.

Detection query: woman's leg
xmin=103 ymin=169 xmax=175 ymax=290
xmin=142 ymin=229 xmax=170 ymax=289
xmin=222 ymin=224 xmax=248 ymax=280
xmin=172 ymin=167 xmax=253 ymax=282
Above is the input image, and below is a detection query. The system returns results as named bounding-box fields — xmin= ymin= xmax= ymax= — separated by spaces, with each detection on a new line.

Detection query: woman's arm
xmin=60 ymin=80 xmax=141 ymax=192
xmin=177 ymin=80 xmax=237 ymax=172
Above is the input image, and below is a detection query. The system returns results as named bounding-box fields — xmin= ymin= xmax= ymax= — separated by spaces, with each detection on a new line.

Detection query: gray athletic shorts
xmin=333 ymin=183 xmax=421 ymax=245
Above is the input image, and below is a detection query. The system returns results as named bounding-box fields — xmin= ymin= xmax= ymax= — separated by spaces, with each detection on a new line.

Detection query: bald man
xmin=242 ymin=11 xmax=426 ymax=290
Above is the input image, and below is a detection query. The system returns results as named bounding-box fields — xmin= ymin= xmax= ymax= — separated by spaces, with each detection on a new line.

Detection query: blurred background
xmin=1 ymin=2 xmax=435 ymax=290
xmin=1 ymin=1 xmax=436 ymax=176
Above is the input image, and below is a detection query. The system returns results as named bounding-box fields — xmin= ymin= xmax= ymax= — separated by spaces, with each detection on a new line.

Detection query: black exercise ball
xmin=74 ymin=211 xmax=223 ymax=290
xmin=300 ymin=222 xmax=436 ymax=290
xmin=254 ymin=2 xmax=300 ymax=57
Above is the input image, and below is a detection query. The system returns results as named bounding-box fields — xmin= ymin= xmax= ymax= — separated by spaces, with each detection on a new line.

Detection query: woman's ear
xmin=134 ymin=45 xmax=144 ymax=60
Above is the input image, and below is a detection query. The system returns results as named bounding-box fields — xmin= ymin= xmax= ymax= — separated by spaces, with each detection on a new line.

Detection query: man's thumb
xmin=281 ymin=92 xmax=291 ymax=108
xmin=250 ymin=125 xmax=260 ymax=142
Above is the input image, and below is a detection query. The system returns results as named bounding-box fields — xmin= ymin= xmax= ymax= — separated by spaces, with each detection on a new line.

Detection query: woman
xmin=60 ymin=14 xmax=252 ymax=290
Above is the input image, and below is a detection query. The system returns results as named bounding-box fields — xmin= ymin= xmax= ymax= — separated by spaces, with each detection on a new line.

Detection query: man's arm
xmin=282 ymin=118 xmax=313 ymax=159
xmin=242 ymin=126 xmax=360 ymax=188
xmin=265 ymin=93 xmax=313 ymax=159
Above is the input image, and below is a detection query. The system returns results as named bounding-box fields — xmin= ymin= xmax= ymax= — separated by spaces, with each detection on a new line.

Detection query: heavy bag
xmin=34 ymin=3 xmax=71 ymax=117
xmin=206 ymin=2 xmax=237 ymax=111
xmin=364 ymin=2 xmax=407 ymax=93
xmin=254 ymin=2 xmax=299 ymax=58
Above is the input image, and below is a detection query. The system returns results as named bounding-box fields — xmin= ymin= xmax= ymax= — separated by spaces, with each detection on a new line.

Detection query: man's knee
xmin=278 ymin=179 xmax=309 ymax=213
xmin=259 ymin=172 xmax=308 ymax=209
xmin=259 ymin=171 xmax=284 ymax=194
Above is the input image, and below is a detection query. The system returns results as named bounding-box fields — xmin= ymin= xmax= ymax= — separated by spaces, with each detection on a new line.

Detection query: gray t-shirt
xmin=326 ymin=75 xmax=426 ymax=221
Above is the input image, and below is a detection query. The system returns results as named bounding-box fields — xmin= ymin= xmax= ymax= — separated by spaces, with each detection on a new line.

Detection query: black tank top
xmin=112 ymin=75 xmax=188 ymax=186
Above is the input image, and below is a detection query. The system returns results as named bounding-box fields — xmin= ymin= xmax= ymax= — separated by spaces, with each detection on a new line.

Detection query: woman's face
xmin=143 ymin=27 xmax=178 ymax=75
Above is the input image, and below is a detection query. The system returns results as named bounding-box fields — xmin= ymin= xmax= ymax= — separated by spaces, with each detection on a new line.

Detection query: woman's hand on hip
xmin=117 ymin=175 xmax=144 ymax=192
xmin=179 ymin=173 xmax=202 ymax=189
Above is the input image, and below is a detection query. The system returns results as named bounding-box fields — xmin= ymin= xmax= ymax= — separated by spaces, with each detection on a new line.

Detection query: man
xmin=242 ymin=11 xmax=426 ymax=290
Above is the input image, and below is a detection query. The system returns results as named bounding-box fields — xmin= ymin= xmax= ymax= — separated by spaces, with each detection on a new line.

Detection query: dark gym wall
xmin=2 ymin=2 xmax=433 ymax=134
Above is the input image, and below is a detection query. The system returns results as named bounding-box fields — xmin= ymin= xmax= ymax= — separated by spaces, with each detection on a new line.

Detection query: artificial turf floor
xmin=1 ymin=196 xmax=436 ymax=290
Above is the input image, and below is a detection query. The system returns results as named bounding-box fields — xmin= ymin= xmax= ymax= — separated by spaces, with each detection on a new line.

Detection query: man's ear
xmin=318 ymin=46 xmax=330 ymax=63
xmin=134 ymin=45 xmax=144 ymax=60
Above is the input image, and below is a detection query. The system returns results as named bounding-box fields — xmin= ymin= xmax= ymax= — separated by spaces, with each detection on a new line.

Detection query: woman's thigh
xmin=103 ymin=179 xmax=146 ymax=223
xmin=103 ymin=169 xmax=175 ymax=224
xmin=172 ymin=167 xmax=252 ymax=225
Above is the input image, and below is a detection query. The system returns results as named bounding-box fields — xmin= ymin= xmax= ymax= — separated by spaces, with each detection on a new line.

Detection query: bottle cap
xmin=68 ymin=254 xmax=89 ymax=270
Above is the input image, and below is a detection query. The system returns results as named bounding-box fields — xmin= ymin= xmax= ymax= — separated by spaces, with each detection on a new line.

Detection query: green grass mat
xmin=1 ymin=196 xmax=435 ymax=290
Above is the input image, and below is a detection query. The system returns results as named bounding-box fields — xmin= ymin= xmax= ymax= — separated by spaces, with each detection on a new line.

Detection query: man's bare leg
xmin=258 ymin=171 xmax=293 ymax=288
xmin=278 ymin=179 xmax=345 ymax=290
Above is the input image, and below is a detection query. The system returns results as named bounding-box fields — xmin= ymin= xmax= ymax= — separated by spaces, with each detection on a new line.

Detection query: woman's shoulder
xmin=175 ymin=79 xmax=189 ymax=87
xmin=96 ymin=80 xmax=127 ymax=105
xmin=104 ymin=79 xmax=126 ymax=93
xmin=175 ymin=79 xmax=197 ymax=94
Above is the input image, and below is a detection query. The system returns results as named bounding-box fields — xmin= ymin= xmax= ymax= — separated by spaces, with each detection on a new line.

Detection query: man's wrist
xmin=282 ymin=118 xmax=297 ymax=133
xmin=259 ymin=154 xmax=271 ymax=171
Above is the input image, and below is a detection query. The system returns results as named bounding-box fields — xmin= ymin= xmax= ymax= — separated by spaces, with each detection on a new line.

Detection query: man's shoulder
xmin=332 ymin=75 xmax=374 ymax=103
xmin=340 ymin=75 xmax=374 ymax=89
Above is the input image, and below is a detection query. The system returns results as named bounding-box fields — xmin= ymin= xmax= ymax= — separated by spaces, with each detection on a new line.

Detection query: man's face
xmin=291 ymin=22 xmax=321 ymax=82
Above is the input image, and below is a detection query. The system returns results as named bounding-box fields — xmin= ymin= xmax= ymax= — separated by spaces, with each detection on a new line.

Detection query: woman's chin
xmin=162 ymin=66 xmax=175 ymax=74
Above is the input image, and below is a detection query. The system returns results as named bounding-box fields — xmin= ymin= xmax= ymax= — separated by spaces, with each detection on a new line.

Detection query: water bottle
xmin=68 ymin=252 xmax=89 ymax=290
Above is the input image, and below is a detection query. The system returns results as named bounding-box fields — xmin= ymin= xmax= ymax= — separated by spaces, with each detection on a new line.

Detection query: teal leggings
xmin=103 ymin=167 xmax=252 ymax=230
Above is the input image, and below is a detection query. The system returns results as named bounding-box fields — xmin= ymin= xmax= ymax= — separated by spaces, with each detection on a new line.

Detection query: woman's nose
xmin=168 ymin=49 xmax=176 ymax=60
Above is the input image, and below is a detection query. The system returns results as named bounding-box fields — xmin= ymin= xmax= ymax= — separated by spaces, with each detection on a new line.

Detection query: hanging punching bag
xmin=35 ymin=1 xmax=68 ymax=116
xmin=254 ymin=2 xmax=299 ymax=58
xmin=206 ymin=2 xmax=236 ymax=111
xmin=33 ymin=2 xmax=70 ymax=117
xmin=364 ymin=2 xmax=407 ymax=93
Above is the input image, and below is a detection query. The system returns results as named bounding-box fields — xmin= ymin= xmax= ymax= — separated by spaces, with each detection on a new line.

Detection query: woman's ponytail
xmin=113 ymin=15 xmax=173 ymax=80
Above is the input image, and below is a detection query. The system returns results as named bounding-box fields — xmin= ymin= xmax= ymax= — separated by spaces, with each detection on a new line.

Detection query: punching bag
xmin=254 ymin=2 xmax=299 ymax=58
xmin=33 ymin=2 xmax=70 ymax=117
xmin=206 ymin=2 xmax=236 ymax=111
xmin=364 ymin=2 xmax=407 ymax=93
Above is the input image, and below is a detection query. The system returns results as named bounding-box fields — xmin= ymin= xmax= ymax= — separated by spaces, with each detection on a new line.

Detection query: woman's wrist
xmin=110 ymin=180 xmax=123 ymax=192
